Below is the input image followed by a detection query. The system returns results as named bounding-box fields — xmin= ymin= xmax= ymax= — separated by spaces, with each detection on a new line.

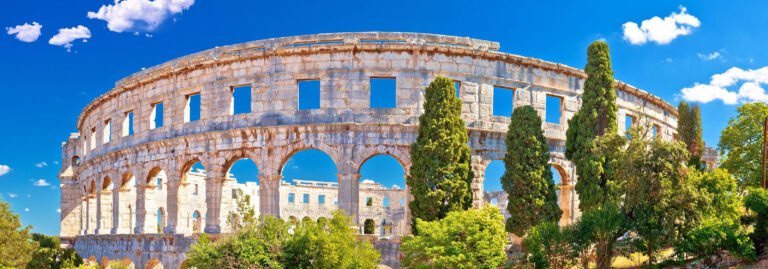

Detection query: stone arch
xmin=86 ymin=179 xmax=97 ymax=233
xmin=275 ymin=142 xmax=340 ymax=176
xmin=357 ymin=153 xmax=409 ymax=237
xmin=145 ymin=258 xmax=164 ymax=269
xmin=177 ymin=158 xmax=208 ymax=235
xmin=116 ymin=172 xmax=137 ymax=234
xmin=363 ymin=218 xmax=375 ymax=234
xmin=354 ymin=146 xmax=411 ymax=175
xmin=138 ymin=166 xmax=168 ymax=234
xmin=549 ymin=162 xmax=570 ymax=186
xmin=99 ymin=176 xmax=114 ymax=233
xmin=221 ymin=156 xmax=261 ymax=232
xmin=100 ymin=256 xmax=110 ymax=269
xmin=191 ymin=210 xmax=202 ymax=234
xmin=71 ymin=156 xmax=81 ymax=167
xmin=549 ymin=161 xmax=574 ymax=225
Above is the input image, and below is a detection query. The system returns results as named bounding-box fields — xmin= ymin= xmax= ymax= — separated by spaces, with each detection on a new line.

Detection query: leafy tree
xmin=186 ymin=216 xmax=289 ymax=269
xmin=407 ymin=76 xmax=474 ymax=227
xmin=688 ymin=169 xmax=742 ymax=224
xmin=283 ymin=211 xmax=380 ymax=269
xmin=401 ymin=207 xmax=507 ymax=269
xmin=677 ymin=101 xmax=704 ymax=168
xmin=0 ymin=201 xmax=37 ymax=268
xmin=577 ymin=202 xmax=626 ymax=269
xmin=565 ymin=40 xmax=619 ymax=211
xmin=745 ymin=188 xmax=768 ymax=254
xmin=503 ymin=105 xmax=562 ymax=236
xmin=675 ymin=219 xmax=755 ymax=264
xmin=620 ymin=130 xmax=693 ymax=265
xmin=523 ymin=222 xmax=578 ymax=269
xmin=26 ymin=234 xmax=82 ymax=269
xmin=226 ymin=188 xmax=256 ymax=232
xmin=719 ymin=102 xmax=768 ymax=189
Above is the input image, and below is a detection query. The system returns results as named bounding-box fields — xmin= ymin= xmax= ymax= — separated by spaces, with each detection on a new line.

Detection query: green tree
xmin=283 ymin=211 xmax=380 ymax=269
xmin=523 ymin=222 xmax=578 ymax=269
xmin=186 ymin=216 xmax=289 ymax=269
xmin=503 ymin=105 xmax=562 ymax=236
xmin=577 ymin=202 xmax=626 ymax=269
xmin=26 ymin=234 xmax=82 ymax=269
xmin=675 ymin=218 xmax=755 ymax=264
xmin=688 ymin=169 xmax=742 ymax=224
xmin=0 ymin=201 xmax=37 ymax=268
xmin=745 ymin=188 xmax=768 ymax=254
xmin=226 ymin=189 xmax=256 ymax=232
xmin=719 ymin=102 xmax=768 ymax=189
xmin=565 ymin=40 xmax=619 ymax=212
xmin=677 ymin=101 xmax=704 ymax=168
xmin=407 ymin=76 xmax=474 ymax=227
xmin=401 ymin=207 xmax=507 ymax=269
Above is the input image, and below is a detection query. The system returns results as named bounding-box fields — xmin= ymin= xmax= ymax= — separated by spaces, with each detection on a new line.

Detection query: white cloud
xmin=53 ymin=161 xmax=59 ymax=165
xmin=87 ymin=0 xmax=195 ymax=33
xmin=8 ymin=193 xmax=17 ymax=198
xmin=698 ymin=52 xmax=722 ymax=61
xmin=6 ymin=22 xmax=42 ymax=42
xmin=24 ymin=208 xmax=29 ymax=212
xmin=56 ymin=208 xmax=61 ymax=213
xmin=35 ymin=161 xmax=47 ymax=168
xmin=0 ymin=165 xmax=9 ymax=176
xmin=48 ymin=26 xmax=91 ymax=51
xmin=33 ymin=179 xmax=50 ymax=187
xmin=680 ymin=66 xmax=768 ymax=104
xmin=622 ymin=6 xmax=700 ymax=45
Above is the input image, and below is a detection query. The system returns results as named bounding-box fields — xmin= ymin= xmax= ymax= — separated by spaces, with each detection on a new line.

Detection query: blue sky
xmin=1 ymin=0 xmax=766 ymax=235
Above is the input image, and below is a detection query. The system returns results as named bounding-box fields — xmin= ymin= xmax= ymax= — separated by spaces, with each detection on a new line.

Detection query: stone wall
xmin=61 ymin=32 xmax=679 ymax=269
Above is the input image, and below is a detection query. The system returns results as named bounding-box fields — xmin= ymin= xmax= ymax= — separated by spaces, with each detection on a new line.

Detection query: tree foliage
xmin=283 ymin=211 xmax=380 ymax=269
xmin=401 ymin=207 xmax=507 ymax=269
xmin=565 ymin=40 xmax=619 ymax=212
xmin=226 ymin=188 xmax=256 ymax=232
xmin=408 ymin=76 xmax=474 ymax=226
xmin=26 ymin=234 xmax=82 ymax=269
xmin=719 ymin=102 xmax=768 ymax=189
xmin=503 ymin=105 xmax=561 ymax=236
xmin=675 ymin=219 xmax=755 ymax=263
xmin=0 ymin=201 xmax=37 ymax=268
xmin=745 ymin=188 xmax=768 ymax=253
xmin=677 ymin=101 xmax=704 ymax=168
xmin=522 ymin=222 xmax=578 ymax=269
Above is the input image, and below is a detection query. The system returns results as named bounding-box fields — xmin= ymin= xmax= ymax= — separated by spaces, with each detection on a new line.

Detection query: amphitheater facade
xmin=59 ymin=32 xmax=678 ymax=269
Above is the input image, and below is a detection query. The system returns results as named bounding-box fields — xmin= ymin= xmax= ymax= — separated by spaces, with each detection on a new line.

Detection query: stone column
xmin=59 ymin=179 xmax=81 ymax=237
xmin=258 ymin=175 xmax=282 ymax=218
xmin=164 ymin=175 xmax=186 ymax=234
xmin=558 ymin=185 xmax=573 ymax=226
xmin=134 ymin=184 xmax=147 ymax=234
xmin=204 ymin=170 xmax=223 ymax=234
xmin=338 ymin=172 xmax=360 ymax=224
xmin=470 ymin=157 xmax=488 ymax=209
xmin=111 ymin=182 xmax=120 ymax=234
xmin=87 ymin=195 xmax=96 ymax=234
xmin=96 ymin=188 xmax=113 ymax=234
xmin=79 ymin=198 xmax=87 ymax=235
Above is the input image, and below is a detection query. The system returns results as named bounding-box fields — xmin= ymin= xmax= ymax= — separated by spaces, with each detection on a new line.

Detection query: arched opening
xmin=192 ymin=210 xmax=202 ymax=234
xmin=302 ymin=216 xmax=312 ymax=222
xmin=359 ymin=154 xmax=407 ymax=237
xmin=100 ymin=256 xmax=109 ymax=269
xmin=145 ymin=258 xmax=164 ymax=269
xmin=223 ymin=158 xmax=259 ymax=232
xmin=142 ymin=167 xmax=167 ymax=234
xmin=381 ymin=219 xmax=393 ymax=236
xmin=483 ymin=160 xmax=508 ymax=220
xmin=157 ymin=208 xmax=166 ymax=233
xmin=363 ymin=219 xmax=375 ymax=235
xmin=280 ymin=149 xmax=338 ymax=221
xmin=288 ymin=216 xmax=297 ymax=224
xmin=180 ymin=160 xmax=207 ymax=235
xmin=550 ymin=163 xmax=571 ymax=225
xmin=87 ymin=180 xmax=96 ymax=233
xmin=71 ymin=156 xmax=81 ymax=167
xmin=118 ymin=172 xmax=136 ymax=234
xmin=99 ymin=176 xmax=113 ymax=233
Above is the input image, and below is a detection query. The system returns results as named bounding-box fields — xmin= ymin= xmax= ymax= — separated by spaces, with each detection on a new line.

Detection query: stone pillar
xmin=164 ymin=177 xmax=182 ymax=234
xmin=470 ymin=157 xmax=488 ymax=209
xmin=111 ymin=183 xmax=123 ymax=234
xmin=204 ymin=171 xmax=223 ymax=234
xmin=338 ymin=172 xmax=360 ymax=224
xmin=94 ymin=189 xmax=102 ymax=234
xmin=258 ymin=175 xmax=282 ymax=218
xmin=87 ymin=195 xmax=96 ymax=234
xmin=96 ymin=188 xmax=113 ymax=234
xmin=134 ymin=184 xmax=147 ymax=234
xmin=558 ymin=185 xmax=573 ymax=226
xmin=59 ymin=179 xmax=81 ymax=237
xmin=79 ymin=198 xmax=87 ymax=235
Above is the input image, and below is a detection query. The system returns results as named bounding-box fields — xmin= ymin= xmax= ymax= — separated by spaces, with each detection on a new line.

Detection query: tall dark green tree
xmin=677 ymin=101 xmax=704 ymax=168
xmin=407 ymin=76 xmax=474 ymax=227
xmin=503 ymin=105 xmax=562 ymax=236
xmin=0 ymin=201 xmax=37 ymax=268
xmin=565 ymin=40 xmax=619 ymax=211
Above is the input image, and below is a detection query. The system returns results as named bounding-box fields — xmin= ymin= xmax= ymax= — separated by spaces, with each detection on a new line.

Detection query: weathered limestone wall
xmin=61 ymin=32 xmax=678 ymax=269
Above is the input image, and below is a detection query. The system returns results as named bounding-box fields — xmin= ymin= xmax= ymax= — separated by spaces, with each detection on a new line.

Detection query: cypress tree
xmin=677 ymin=101 xmax=705 ymax=168
xmin=407 ymin=76 xmax=474 ymax=227
xmin=502 ymin=105 xmax=562 ymax=236
xmin=565 ymin=40 xmax=619 ymax=211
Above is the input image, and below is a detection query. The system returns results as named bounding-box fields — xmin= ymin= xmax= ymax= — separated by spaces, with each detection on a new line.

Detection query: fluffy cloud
xmin=0 ymin=165 xmax=10 ymax=176
xmin=680 ymin=66 xmax=768 ymax=104
xmin=48 ymin=26 xmax=91 ymax=51
xmin=56 ymin=208 xmax=61 ymax=213
xmin=24 ymin=208 xmax=29 ymax=212
xmin=8 ymin=193 xmax=17 ymax=198
xmin=622 ymin=6 xmax=700 ymax=45
xmin=33 ymin=179 xmax=50 ymax=187
xmin=6 ymin=22 xmax=42 ymax=42
xmin=87 ymin=0 xmax=195 ymax=33
xmin=35 ymin=161 xmax=47 ymax=168
xmin=698 ymin=52 xmax=722 ymax=61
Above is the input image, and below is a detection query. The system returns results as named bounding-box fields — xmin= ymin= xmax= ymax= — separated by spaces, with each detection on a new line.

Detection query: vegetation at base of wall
xmin=745 ymin=188 xmax=768 ymax=254
xmin=677 ymin=101 xmax=705 ymax=169
xmin=503 ymin=105 xmax=561 ymax=236
xmin=0 ymin=201 xmax=37 ymax=268
xmin=186 ymin=210 xmax=380 ymax=269
xmin=401 ymin=207 xmax=507 ymax=269
xmin=407 ymin=76 xmax=474 ymax=230
xmin=26 ymin=233 xmax=82 ymax=269
xmin=521 ymin=222 xmax=579 ymax=269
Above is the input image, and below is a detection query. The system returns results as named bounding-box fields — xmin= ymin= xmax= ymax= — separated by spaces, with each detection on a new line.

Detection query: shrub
xmin=522 ymin=222 xmax=577 ymax=269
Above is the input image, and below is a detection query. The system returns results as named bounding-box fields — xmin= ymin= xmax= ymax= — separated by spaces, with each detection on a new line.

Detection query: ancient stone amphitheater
xmin=58 ymin=32 xmax=678 ymax=269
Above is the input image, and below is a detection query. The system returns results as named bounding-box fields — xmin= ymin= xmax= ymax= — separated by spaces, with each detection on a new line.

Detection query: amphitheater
xmin=58 ymin=32 xmax=678 ymax=269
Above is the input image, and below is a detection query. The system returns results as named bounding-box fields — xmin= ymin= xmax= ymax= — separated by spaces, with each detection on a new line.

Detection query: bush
xmin=675 ymin=219 xmax=755 ymax=262
xmin=522 ymin=222 xmax=577 ymax=269
xmin=745 ymin=188 xmax=768 ymax=254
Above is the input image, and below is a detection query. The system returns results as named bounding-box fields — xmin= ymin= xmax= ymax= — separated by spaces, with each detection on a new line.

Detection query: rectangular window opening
xmin=123 ymin=111 xmax=134 ymax=137
xmin=545 ymin=95 xmax=563 ymax=124
xmin=151 ymin=102 xmax=164 ymax=129
xmin=370 ymin=77 xmax=397 ymax=108
xmin=492 ymin=86 xmax=514 ymax=117
xmin=185 ymin=93 xmax=201 ymax=122
xmin=298 ymin=80 xmax=320 ymax=110
xmin=288 ymin=193 xmax=295 ymax=204
xmin=366 ymin=197 xmax=373 ymax=207
xmin=89 ymin=127 xmax=96 ymax=150
xmin=318 ymin=195 xmax=326 ymax=205
xmin=625 ymin=115 xmax=636 ymax=139
xmin=454 ymin=80 xmax=461 ymax=98
xmin=103 ymin=120 xmax=112 ymax=144
xmin=302 ymin=193 xmax=310 ymax=204
xmin=231 ymin=85 xmax=252 ymax=115
xmin=652 ymin=124 xmax=660 ymax=138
